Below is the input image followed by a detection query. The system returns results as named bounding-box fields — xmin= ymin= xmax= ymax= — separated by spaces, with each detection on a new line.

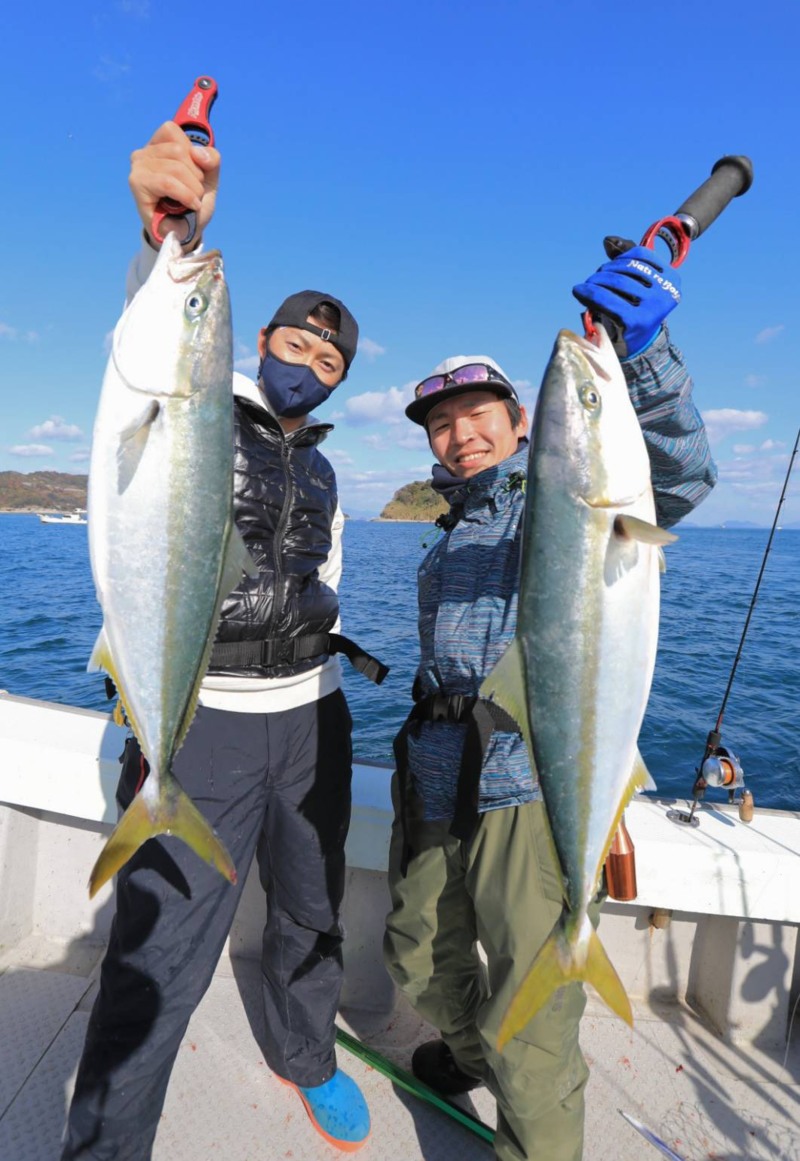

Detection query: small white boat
xmin=38 ymin=508 xmax=87 ymax=525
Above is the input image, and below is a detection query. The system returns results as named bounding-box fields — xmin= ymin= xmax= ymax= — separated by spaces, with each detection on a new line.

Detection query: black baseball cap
xmin=266 ymin=290 xmax=359 ymax=372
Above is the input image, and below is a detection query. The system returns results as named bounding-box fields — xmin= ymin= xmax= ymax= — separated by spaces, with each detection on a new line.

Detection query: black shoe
xmin=411 ymin=1039 xmax=482 ymax=1096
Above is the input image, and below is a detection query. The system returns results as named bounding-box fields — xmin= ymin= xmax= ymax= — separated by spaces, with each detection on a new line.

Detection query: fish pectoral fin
xmin=615 ymin=514 xmax=678 ymax=548
xmin=88 ymin=772 xmax=238 ymax=898
xmin=479 ymin=639 xmax=534 ymax=762
xmin=116 ymin=400 xmax=160 ymax=493
xmin=497 ymin=916 xmax=632 ymax=1052
xmin=632 ymin=748 xmax=657 ymax=794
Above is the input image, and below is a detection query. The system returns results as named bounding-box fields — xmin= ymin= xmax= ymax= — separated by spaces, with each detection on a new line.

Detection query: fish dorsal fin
xmin=116 ymin=400 xmax=160 ymax=493
xmin=615 ymin=514 xmax=678 ymax=547
xmin=479 ymin=639 xmax=535 ymax=770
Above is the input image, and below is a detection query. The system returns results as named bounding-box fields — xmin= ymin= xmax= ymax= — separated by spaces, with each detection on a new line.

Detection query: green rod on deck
xmin=336 ymin=1027 xmax=495 ymax=1145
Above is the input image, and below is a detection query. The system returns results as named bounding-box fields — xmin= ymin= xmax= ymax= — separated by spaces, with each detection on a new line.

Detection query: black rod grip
xmin=675 ymin=155 xmax=753 ymax=240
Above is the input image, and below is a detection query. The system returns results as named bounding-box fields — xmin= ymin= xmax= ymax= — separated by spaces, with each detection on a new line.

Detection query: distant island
xmin=378 ymin=480 xmax=448 ymax=522
xmin=0 ymin=471 xmax=88 ymax=513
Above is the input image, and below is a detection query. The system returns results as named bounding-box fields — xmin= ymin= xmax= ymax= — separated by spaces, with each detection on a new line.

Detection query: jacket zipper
xmin=271 ymin=431 xmax=294 ymax=624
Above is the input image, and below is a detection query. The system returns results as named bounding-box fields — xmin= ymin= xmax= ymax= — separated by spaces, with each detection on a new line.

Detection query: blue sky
xmin=2 ymin=0 xmax=798 ymax=524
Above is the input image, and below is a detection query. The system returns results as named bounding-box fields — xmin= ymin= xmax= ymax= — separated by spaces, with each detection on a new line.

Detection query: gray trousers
xmin=62 ymin=689 xmax=353 ymax=1160
xmin=384 ymin=776 xmax=596 ymax=1161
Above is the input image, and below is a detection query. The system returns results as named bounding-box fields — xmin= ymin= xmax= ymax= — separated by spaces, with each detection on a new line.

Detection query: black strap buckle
xmin=429 ymin=693 xmax=474 ymax=723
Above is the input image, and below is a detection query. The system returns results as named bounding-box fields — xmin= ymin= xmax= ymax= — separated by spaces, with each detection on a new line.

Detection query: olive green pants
xmin=384 ymin=777 xmax=596 ymax=1161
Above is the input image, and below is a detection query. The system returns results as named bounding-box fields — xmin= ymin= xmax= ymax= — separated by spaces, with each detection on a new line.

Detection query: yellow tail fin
xmin=89 ymin=777 xmax=238 ymax=898
xmin=497 ymin=918 xmax=632 ymax=1051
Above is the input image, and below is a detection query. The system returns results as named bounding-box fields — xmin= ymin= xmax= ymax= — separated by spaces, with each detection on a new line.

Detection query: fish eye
xmin=185 ymin=291 xmax=208 ymax=320
xmin=579 ymin=382 xmax=601 ymax=411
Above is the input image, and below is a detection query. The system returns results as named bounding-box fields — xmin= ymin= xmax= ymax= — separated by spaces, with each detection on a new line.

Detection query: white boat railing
xmin=1 ymin=690 xmax=798 ymax=1044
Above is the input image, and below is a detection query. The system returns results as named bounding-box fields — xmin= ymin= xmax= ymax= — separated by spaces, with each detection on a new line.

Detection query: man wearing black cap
xmin=385 ymin=311 xmax=716 ymax=1157
xmin=62 ymin=121 xmax=377 ymax=1159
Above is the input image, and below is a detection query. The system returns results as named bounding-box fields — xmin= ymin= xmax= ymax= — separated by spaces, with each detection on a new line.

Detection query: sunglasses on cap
xmin=414 ymin=363 xmax=514 ymax=400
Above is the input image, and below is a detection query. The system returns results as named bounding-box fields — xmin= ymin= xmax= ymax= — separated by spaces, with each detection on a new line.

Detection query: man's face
xmin=427 ymin=390 xmax=528 ymax=479
xmin=258 ymin=318 xmax=346 ymax=388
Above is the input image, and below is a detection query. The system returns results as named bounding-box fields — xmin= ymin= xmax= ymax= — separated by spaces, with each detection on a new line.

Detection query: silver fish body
xmin=481 ymin=324 xmax=675 ymax=1045
xmin=87 ymin=233 xmax=254 ymax=897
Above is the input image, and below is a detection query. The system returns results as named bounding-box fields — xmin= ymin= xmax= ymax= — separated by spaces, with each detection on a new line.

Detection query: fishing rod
xmin=585 ymin=155 xmax=753 ymax=351
xmin=670 ymin=425 xmax=800 ymax=828
xmin=335 ymin=1027 xmax=495 ymax=1144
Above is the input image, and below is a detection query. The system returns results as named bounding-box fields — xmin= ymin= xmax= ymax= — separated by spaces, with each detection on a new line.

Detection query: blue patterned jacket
xmin=407 ymin=327 xmax=717 ymax=820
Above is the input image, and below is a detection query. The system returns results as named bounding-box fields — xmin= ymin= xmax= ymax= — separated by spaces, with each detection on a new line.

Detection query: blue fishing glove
xmin=572 ymin=245 xmax=681 ymax=358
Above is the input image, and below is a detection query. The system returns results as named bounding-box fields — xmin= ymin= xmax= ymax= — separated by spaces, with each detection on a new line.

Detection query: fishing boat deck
xmin=1 ymin=933 xmax=798 ymax=1161
xmin=2 ymin=693 xmax=800 ymax=1159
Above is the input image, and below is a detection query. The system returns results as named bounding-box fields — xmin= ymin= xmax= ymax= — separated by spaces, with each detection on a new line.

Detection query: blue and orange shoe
xmin=280 ymin=1069 xmax=371 ymax=1152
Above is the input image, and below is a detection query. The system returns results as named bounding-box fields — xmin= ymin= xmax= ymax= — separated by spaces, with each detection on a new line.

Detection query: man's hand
xmin=572 ymin=245 xmax=682 ymax=358
xmin=129 ymin=121 xmax=220 ymax=249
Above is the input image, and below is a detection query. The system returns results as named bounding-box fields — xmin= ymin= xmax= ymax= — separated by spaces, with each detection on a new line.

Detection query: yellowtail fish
xmin=480 ymin=324 xmax=676 ymax=1048
xmin=87 ymin=232 xmax=256 ymax=898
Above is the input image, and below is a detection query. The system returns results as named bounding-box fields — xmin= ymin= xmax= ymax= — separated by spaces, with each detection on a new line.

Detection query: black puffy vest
xmin=209 ymin=396 xmax=340 ymax=678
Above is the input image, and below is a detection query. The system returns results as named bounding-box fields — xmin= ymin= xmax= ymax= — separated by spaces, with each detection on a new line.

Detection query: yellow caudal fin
xmin=88 ymin=774 xmax=238 ymax=898
xmin=479 ymin=638 xmax=535 ymax=767
xmin=497 ymin=917 xmax=632 ymax=1052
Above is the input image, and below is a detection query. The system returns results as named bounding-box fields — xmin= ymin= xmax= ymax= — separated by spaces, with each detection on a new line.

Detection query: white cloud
xmin=393 ymin=427 xmax=431 ymax=450
xmin=327 ymin=449 xmax=354 ymax=465
xmin=744 ymin=374 xmax=766 ymax=388
xmin=344 ymin=385 xmax=410 ymax=425
xmin=358 ymin=430 xmax=430 ymax=453
xmin=117 ymin=0 xmax=150 ymax=15
xmin=701 ymin=408 xmax=768 ymax=444
xmin=732 ymin=443 xmax=755 ymax=455
xmin=0 ymin=321 xmax=38 ymax=342
xmin=234 ymin=354 xmax=260 ymax=373
xmin=10 ymin=444 xmax=53 ymax=457
xmin=358 ymin=337 xmax=387 ymax=361
xmin=755 ymin=325 xmax=784 ymax=345
xmin=29 ymin=416 xmax=84 ymax=442
xmin=93 ymin=57 xmax=131 ymax=83
xmin=760 ymin=439 xmax=784 ymax=452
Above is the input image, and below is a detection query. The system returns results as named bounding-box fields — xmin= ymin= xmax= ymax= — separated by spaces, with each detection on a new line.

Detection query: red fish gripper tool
xmin=151 ymin=76 xmax=218 ymax=247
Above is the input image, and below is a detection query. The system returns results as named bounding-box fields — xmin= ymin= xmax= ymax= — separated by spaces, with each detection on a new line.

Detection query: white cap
xmin=406 ymin=354 xmax=518 ymax=426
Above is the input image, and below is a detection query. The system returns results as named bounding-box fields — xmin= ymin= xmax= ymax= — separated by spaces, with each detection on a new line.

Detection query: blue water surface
xmin=1 ymin=514 xmax=797 ymax=810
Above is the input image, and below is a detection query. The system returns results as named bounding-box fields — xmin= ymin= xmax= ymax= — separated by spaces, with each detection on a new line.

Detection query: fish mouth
xmin=557 ymin=328 xmax=614 ymax=382
xmin=169 ymin=247 xmax=224 ymax=284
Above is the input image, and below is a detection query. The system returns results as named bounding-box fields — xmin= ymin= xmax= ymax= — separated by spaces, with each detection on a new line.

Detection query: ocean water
xmin=1 ymin=514 xmax=798 ymax=810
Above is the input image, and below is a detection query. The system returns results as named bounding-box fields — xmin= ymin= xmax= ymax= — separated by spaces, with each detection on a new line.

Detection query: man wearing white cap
xmin=384 ymin=249 xmax=717 ymax=1160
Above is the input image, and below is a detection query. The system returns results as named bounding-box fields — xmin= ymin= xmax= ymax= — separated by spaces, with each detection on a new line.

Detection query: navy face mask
xmin=258 ymin=352 xmax=333 ymax=419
